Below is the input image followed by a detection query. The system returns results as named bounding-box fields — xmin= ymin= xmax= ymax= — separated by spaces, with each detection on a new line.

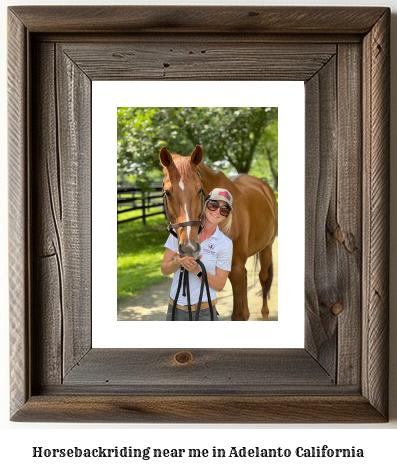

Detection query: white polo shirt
xmin=164 ymin=226 xmax=233 ymax=306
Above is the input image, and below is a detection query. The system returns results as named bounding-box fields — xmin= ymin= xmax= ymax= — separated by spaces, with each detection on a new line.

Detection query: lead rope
xmin=171 ymin=259 xmax=214 ymax=321
xmin=194 ymin=259 xmax=214 ymax=321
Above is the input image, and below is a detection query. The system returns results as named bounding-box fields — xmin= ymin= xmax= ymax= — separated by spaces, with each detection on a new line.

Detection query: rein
xmin=163 ymin=170 xmax=215 ymax=321
xmin=171 ymin=260 xmax=215 ymax=321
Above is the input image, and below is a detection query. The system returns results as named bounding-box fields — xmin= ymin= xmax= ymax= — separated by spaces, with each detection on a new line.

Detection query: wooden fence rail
xmin=117 ymin=185 xmax=165 ymax=225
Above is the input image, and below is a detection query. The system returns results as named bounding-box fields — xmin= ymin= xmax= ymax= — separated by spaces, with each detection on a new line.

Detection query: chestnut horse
xmin=160 ymin=145 xmax=278 ymax=321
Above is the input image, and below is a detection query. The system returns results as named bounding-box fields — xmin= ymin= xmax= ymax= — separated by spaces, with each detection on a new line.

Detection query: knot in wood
xmin=331 ymin=302 xmax=344 ymax=316
xmin=174 ymin=351 xmax=194 ymax=365
xmin=333 ymin=225 xmax=344 ymax=244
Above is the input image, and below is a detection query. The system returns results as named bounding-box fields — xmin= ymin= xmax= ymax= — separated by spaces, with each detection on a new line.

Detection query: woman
xmin=161 ymin=188 xmax=234 ymax=321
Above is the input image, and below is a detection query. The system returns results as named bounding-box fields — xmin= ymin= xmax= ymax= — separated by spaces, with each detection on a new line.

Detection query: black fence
xmin=117 ymin=185 xmax=165 ymax=225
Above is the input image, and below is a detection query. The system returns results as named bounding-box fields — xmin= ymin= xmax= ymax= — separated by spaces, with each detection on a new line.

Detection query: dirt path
xmin=117 ymin=237 xmax=278 ymax=321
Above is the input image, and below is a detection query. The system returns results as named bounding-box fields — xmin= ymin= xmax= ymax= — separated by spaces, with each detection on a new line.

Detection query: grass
xmin=117 ymin=211 xmax=170 ymax=302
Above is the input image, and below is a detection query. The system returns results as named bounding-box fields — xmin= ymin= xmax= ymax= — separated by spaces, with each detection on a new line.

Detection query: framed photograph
xmin=94 ymin=81 xmax=304 ymax=347
xmin=8 ymin=6 xmax=390 ymax=422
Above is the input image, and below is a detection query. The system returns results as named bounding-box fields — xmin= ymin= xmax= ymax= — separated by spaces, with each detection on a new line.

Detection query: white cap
xmin=208 ymin=188 xmax=233 ymax=210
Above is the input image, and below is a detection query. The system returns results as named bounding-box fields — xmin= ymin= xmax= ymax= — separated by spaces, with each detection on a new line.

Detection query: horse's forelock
xmin=167 ymin=156 xmax=197 ymax=182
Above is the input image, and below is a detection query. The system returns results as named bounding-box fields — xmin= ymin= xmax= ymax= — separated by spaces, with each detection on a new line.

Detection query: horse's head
xmin=160 ymin=145 xmax=205 ymax=260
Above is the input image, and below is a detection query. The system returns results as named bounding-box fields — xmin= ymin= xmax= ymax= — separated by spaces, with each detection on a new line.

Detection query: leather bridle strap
xmin=163 ymin=187 xmax=205 ymax=239
xmin=166 ymin=220 xmax=203 ymax=237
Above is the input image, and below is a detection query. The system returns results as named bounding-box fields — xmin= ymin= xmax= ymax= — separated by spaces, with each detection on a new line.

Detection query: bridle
xmin=162 ymin=171 xmax=206 ymax=240
xmin=162 ymin=170 xmax=215 ymax=321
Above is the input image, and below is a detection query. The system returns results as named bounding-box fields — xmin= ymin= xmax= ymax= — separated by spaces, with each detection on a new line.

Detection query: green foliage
xmin=249 ymin=119 xmax=278 ymax=190
xmin=117 ymin=213 xmax=168 ymax=301
xmin=117 ymin=107 xmax=278 ymax=189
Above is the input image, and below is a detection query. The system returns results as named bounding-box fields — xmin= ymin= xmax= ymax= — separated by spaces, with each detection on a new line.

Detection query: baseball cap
xmin=208 ymin=188 xmax=233 ymax=210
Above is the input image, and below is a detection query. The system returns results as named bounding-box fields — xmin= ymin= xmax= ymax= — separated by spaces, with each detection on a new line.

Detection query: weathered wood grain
xmin=62 ymin=349 xmax=333 ymax=390
xmin=8 ymin=9 xmax=29 ymax=419
xmin=304 ymin=56 xmax=338 ymax=377
xmin=8 ymin=6 xmax=390 ymax=423
xmin=55 ymin=45 xmax=91 ymax=378
xmin=34 ymin=33 xmax=363 ymax=45
xmin=9 ymin=6 xmax=387 ymax=34
xmin=12 ymin=396 xmax=385 ymax=424
xmin=362 ymin=9 xmax=390 ymax=419
xmin=335 ymin=44 xmax=362 ymax=386
xmin=32 ymin=41 xmax=63 ymax=388
xmin=31 ymin=41 xmax=92 ymax=386
xmin=59 ymin=42 xmax=335 ymax=81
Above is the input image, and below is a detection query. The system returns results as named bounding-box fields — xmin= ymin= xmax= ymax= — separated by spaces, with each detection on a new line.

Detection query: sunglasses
xmin=207 ymin=199 xmax=231 ymax=217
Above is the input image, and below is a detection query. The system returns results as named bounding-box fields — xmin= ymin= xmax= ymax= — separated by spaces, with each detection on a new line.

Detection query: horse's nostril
xmin=179 ymin=244 xmax=191 ymax=255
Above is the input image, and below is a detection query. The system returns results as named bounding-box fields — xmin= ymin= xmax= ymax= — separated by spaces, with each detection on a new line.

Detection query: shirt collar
xmin=212 ymin=226 xmax=221 ymax=239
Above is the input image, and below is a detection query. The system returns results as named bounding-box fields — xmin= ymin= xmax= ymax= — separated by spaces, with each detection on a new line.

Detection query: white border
xmin=92 ymin=81 xmax=304 ymax=348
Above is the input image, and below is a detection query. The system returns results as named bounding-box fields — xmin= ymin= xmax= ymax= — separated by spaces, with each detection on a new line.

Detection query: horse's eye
xmin=164 ymin=189 xmax=172 ymax=197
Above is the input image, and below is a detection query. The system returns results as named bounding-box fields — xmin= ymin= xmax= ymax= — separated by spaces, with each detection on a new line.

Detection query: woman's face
xmin=205 ymin=199 xmax=230 ymax=225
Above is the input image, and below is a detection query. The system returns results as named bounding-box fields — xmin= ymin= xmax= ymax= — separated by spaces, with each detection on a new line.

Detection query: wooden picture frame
xmin=8 ymin=6 xmax=390 ymax=423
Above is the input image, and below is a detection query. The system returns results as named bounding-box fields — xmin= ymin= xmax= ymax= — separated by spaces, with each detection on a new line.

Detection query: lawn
xmin=117 ymin=211 xmax=170 ymax=302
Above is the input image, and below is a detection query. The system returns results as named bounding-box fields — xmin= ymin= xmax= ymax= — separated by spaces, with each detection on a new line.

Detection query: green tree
xmin=249 ymin=119 xmax=278 ymax=191
xmin=117 ymin=107 xmax=277 ymax=185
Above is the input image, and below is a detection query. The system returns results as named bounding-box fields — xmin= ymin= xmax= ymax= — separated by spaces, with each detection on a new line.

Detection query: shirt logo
xmin=207 ymin=243 xmax=215 ymax=250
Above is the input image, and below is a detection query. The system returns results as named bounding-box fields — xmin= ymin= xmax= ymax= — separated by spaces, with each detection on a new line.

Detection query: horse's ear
xmin=159 ymin=146 xmax=173 ymax=168
xmin=190 ymin=145 xmax=203 ymax=166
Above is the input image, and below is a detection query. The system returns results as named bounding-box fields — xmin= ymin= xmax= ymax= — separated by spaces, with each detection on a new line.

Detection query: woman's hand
xmin=175 ymin=252 xmax=202 ymax=274
xmin=173 ymin=252 xmax=189 ymax=267
xmin=161 ymin=249 xmax=191 ymax=276
xmin=161 ymin=249 xmax=203 ymax=276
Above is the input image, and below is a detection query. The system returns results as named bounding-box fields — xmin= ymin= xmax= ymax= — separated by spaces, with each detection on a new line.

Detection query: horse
xmin=160 ymin=144 xmax=278 ymax=321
